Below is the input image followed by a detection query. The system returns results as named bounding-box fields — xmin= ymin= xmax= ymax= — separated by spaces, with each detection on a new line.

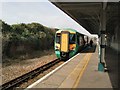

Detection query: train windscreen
xmin=69 ymin=34 xmax=75 ymax=44
xmin=56 ymin=33 xmax=60 ymax=43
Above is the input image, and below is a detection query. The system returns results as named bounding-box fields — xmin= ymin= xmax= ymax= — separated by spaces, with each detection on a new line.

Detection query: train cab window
xmin=56 ymin=33 xmax=60 ymax=43
xmin=69 ymin=34 xmax=75 ymax=44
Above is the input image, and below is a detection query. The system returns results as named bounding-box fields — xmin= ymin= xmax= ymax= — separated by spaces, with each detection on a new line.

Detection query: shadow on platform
xmin=105 ymin=46 xmax=119 ymax=89
xmin=80 ymin=44 xmax=97 ymax=53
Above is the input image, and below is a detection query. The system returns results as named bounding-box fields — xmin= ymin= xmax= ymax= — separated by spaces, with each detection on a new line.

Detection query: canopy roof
xmin=50 ymin=1 xmax=119 ymax=37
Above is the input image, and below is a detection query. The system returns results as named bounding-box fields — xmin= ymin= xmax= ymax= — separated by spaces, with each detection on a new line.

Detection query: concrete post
xmin=98 ymin=4 xmax=107 ymax=71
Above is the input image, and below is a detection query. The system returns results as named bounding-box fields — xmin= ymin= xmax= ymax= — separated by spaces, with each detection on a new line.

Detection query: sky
xmin=1 ymin=0 xmax=92 ymax=36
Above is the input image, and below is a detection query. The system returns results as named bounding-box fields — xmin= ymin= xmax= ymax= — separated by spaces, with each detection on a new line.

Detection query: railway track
xmin=1 ymin=59 xmax=61 ymax=90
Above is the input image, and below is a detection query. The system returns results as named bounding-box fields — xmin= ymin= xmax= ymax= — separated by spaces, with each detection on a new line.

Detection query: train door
xmin=60 ymin=31 xmax=69 ymax=52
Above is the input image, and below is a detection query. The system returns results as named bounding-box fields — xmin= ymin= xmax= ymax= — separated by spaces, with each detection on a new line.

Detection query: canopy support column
xmin=98 ymin=3 xmax=107 ymax=72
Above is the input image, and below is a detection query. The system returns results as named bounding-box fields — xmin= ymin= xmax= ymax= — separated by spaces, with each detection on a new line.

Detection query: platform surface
xmin=27 ymin=45 xmax=113 ymax=89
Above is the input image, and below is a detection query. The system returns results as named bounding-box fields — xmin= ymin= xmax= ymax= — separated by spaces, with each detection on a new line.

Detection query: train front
xmin=54 ymin=29 xmax=77 ymax=60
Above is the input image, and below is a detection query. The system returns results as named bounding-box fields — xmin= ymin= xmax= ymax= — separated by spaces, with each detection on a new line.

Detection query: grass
xmin=2 ymin=49 xmax=55 ymax=68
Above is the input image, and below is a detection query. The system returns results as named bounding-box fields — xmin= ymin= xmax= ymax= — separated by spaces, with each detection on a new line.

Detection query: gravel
xmin=2 ymin=50 xmax=57 ymax=84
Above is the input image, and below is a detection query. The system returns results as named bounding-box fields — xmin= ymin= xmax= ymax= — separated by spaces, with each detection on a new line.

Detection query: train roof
xmin=56 ymin=28 xmax=76 ymax=34
xmin=56 ymin=28 xmax=86 ymax=35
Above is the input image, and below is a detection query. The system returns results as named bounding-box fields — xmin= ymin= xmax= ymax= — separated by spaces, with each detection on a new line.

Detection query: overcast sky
xmin=1 ymin=0 xmax=92 ymax=36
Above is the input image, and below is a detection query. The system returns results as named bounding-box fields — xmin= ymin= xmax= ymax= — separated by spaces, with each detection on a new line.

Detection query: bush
xmin=1 ymin=20 xmax=57 ymax=58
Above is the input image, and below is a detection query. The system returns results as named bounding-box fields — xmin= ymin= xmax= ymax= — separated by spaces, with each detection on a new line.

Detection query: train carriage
xmin=54 ymin=28 xmax=87 ymax=60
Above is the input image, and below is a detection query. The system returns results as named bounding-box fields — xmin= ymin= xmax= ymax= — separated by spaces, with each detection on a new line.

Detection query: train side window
xmin=56 ymin=33 xmax=60 ymax=43
xmin=69 ymin=34 xmax=75 ymax=44
xmin=77 ymin=35 xmax=80 ymax=45
xmin=79 ymin=36 xmax=83 ymax=45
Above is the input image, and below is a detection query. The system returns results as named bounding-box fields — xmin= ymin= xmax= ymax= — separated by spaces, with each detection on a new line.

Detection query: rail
xmin=1 ymin=59 xmax=60 ymax=90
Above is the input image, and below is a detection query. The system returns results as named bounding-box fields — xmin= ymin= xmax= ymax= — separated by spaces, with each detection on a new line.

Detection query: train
xmin=54 ymin=28 xmax=91 ymax=60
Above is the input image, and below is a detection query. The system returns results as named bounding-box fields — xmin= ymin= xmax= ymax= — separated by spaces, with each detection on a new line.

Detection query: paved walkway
xmin=77 ymin=46 xmax=112 ymax=88
xmin=27 ymin=45 xmax=113 ymax=89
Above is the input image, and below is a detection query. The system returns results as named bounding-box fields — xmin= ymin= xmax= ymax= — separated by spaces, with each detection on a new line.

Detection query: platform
xmin=26 ymin=45 xmax=113 ymax=89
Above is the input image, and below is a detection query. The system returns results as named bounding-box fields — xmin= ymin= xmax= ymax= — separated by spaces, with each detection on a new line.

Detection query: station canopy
xmin=50 ymin=0 xmax=119 ymax=37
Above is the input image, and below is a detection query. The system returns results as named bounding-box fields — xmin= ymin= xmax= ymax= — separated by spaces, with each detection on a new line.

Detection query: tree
xmin=1 ymin=20 xmax=12 ymax=34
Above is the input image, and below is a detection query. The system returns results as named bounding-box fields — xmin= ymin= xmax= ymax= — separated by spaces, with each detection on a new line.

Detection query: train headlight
xmin=55 ymin=46 xmax=59 ymax=50
xmin=71 ymin=47 xmax=75 ymax=50
xmin=56 ymin=46 xmax=58 ymax=49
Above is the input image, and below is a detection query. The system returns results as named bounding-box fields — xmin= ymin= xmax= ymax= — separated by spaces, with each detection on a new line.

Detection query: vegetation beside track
xmin=1 ymin=20 xmax=58 ymax=62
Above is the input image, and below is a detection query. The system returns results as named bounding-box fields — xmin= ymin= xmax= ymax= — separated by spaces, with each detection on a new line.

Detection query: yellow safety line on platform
xmin=72 ymin=53 xmax=92 ymax=89
xmin=59 ymin=53 xmax=92 ymax=88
